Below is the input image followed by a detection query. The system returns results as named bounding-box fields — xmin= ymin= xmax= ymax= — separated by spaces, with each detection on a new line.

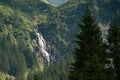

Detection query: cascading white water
xmin=32 ymin=28 xmax=60 ymax=66
xmin=99 ymin=23 xmax=114 ymax=69
xmin=33 ymin=29 xmax=50 ymax=66
xmin=98 ymin=23 xmax=110 ymax=45
xmin=36 ymin=32 xmax=46 ymax=49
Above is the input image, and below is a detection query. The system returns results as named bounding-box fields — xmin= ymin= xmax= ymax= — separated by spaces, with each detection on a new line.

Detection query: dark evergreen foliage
xmin=108 ymin=18 xmax=120 ymax=80
xmin=0 ymin=0 xmax=119 ymax=79
xmin=0 ymin=33 xmax=27 ymax=76
xmin=68 ymin=7 xmax=107 ymax=80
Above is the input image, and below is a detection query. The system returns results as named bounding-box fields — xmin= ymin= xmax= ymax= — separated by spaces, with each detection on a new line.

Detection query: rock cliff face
xmin=32 ymin=29 xmax=59 ymax=66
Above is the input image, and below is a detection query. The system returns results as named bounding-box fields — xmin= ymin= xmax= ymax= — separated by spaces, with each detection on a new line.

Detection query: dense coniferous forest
xmin=69 ymin=7 xmax=107 ymax=80
xmin=0 ymin=0 xmax=120 ymax=80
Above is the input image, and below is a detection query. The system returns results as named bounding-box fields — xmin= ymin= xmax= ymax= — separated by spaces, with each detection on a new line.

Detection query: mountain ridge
xmin=0 ymin=0 xmax=120 ymax=80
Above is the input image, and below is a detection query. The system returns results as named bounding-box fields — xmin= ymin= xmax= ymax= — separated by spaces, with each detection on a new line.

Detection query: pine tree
xmin=108 ymin=19 xmax=120 ymax=80
xmin=68 ymin=7 xmax=107 ymax=80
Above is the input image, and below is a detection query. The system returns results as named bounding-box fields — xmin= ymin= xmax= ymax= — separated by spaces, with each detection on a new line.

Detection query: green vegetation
xmin=0 ymin=5 xmax=39 ymax=80
xmin=0 ymin=72 xmax=15 ymax=80
xmin=0 ymin=0 xmax=120 ymax=80
xmin=108 ymin=18 xmax=120 ymax=80
xmin=68 ymin=7 xmax=108 ymax=80
xmin=27 ymin=53 xmax=73 ymax=80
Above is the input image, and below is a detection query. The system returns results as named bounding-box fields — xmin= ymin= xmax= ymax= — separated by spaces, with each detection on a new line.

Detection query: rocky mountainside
xmin=0 ymin=0 xmax=120 ymax=80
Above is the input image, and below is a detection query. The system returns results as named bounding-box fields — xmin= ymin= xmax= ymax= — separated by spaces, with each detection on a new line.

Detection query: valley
xmin=0 ymin=0 xmax=120 ymax=80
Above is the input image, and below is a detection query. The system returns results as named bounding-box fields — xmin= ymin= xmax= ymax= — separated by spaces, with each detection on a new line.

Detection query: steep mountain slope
xmin=0 ymin=5 xmax=38 ymax=79
xmin=36 ymin=1 xmax=120 ymax=79
xmin=38 ymin=0 xmax=120 ymax=54
xmin=0 ymin=1 xmax=59 ymax=79
xmin=0 ymin=0 xmax=120 ymax=80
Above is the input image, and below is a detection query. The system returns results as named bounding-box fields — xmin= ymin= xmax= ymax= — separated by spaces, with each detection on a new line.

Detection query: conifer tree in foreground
xmin=68 ymin=7 xmax=107 ymax=80
xmin=108 ymin=19 xmax=120 ymax=80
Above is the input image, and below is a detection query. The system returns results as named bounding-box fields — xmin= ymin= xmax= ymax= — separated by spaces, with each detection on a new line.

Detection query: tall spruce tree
xmin=108 ymin=19 xmax=120 ymax=80
xmin=68 ymin=7 xmax=107 ymax=80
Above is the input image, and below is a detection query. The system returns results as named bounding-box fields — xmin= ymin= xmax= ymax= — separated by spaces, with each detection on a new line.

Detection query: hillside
xmin=0 ymin=0 xmax=120 ymax=80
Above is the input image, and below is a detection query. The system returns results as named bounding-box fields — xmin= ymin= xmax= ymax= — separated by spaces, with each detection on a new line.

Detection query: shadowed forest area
xmin=0 ymin=0 xmax=120 ymax=80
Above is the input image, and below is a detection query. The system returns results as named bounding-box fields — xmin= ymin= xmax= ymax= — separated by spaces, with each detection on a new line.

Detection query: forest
xmin=0 ymin=0 xmax=120 ymax=80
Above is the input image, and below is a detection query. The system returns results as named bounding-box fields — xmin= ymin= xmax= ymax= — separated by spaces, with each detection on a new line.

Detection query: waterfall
xmin=98 ymin=23 xmax=110 ymax=45
xmin=32 ymin=29 xmax=60 ymax=66
xmin=32 ymin=29 xmax=50 ymax=66
xmin=99 ymin=23 xmax=114 ymax=69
